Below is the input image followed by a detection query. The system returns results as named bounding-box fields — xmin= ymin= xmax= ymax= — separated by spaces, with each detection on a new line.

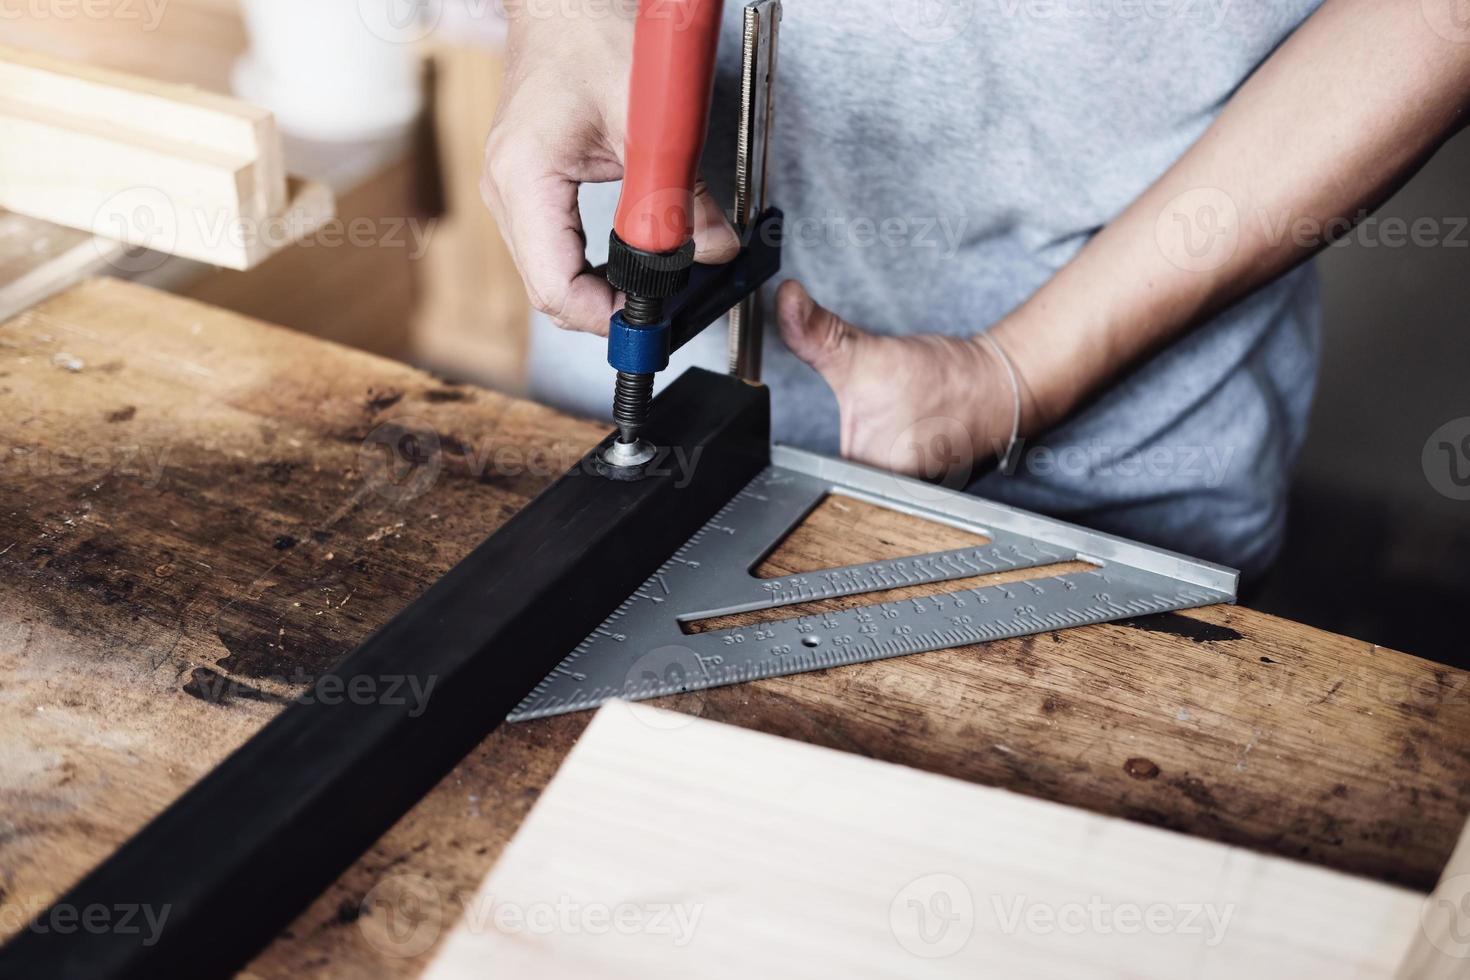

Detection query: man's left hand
xmin=776 ymin=280 xmax=1021 ymax=484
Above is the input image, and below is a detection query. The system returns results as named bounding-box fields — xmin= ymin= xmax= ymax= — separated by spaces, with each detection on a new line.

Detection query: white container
xmin=232 ymin=0 xmax=426 ymax=142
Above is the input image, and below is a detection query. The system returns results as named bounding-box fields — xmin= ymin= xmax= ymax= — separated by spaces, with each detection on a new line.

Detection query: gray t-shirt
xmin=529 ymin=0 xmax=1324 ymax=580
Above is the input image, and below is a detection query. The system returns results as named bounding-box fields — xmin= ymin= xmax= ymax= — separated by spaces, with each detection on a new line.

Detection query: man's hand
xmin=776 ymin=281 xmax=1026 ymax=482
xmin=481 ymin=8 xmax=738 ymax=335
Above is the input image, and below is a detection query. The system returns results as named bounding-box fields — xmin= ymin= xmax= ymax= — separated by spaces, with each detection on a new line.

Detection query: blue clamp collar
xmin=606 ymin=311 xmax=671 ymax=375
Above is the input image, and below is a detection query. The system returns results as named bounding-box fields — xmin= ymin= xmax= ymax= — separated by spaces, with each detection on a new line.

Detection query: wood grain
xmin=0 ymin=41 xmax=286 ymax=218
xmin=425 ymin=704 xmax=1422 ymax=979
xmin=0 ymin=280 xmax=1466 ymax=978
xmin=754 ymin=493 xmax=990 ymax=576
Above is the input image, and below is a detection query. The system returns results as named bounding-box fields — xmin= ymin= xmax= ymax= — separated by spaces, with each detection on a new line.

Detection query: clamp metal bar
xmin=670 ymin=207 xmax=782 ymax=352
xmin=727 ymin=0 xmax=782 ymax=381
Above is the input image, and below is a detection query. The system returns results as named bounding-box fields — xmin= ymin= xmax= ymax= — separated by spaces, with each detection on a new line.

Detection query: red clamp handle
xmin=613 ymin=0 xmax=725 ymax=255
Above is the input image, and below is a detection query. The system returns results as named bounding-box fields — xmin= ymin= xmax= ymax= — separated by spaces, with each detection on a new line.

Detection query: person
xmin=481 ymin=0 xmax=1470 ymax=581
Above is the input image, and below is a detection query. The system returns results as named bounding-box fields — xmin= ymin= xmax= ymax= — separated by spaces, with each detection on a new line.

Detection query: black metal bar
xmin=0 ymin=368 xmax=771 ymax=980
xmin=669 ymin=208 xmax=782 ymax=353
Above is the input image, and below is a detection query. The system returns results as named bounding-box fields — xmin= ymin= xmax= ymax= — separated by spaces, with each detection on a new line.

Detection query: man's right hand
xmin=481 ymin=7 xmax=739 ymax=336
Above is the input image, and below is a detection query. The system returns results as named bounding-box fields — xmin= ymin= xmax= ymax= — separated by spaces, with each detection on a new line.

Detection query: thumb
xmin=691 ymin=177 xmax=740 ymax=263
xmin=776 ymin=280 xmax=861 ymax=391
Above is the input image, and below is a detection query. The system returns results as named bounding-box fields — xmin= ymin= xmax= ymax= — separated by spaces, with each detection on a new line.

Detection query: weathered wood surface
xmin=0 ymin=280 xmax=1465 ymax=977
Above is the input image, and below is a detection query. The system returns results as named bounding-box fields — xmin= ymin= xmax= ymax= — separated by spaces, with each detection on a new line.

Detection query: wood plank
xmin=425 ymin=703 xmax=1422 ymax=979
xmin=0 ymin=46 xmax=332 ymax=270
xmin=0 ymin=280 xmax=1465 ymax=977
xmin=0 ymin=96 xmax=258 ymax=210
xmin=0 ymin=3 xmax=413 ymax=361
xmin=0 ymin=111 xmax=333 ymax=270
xmin=0 ymin=3 xmax=444 ymax=362
xmin=1397 ymin=816 xmax=1470 ymax=977
xmin=0 ymin=42 xmax=285 ymax=218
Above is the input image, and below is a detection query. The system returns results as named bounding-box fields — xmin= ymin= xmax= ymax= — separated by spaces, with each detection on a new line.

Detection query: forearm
xmin=992 ymin=0 xmax=1470 ymax=432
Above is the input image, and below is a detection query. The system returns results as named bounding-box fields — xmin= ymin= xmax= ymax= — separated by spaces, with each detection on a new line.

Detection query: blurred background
xmin=1262 ymin=132 xmax=1470 ymax=668
xmin=2 ymin=0 xmax=1466 ymax=664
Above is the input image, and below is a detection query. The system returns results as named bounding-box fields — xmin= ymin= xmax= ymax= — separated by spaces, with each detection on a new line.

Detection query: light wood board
xmin=0 ymin=44 xmax=332 ymax=269
xmin=426 ymin=702 xmax=1423 ymax=979
xmin=0 ymin=42 xmax=285 ymax=217
xmin=1397 ymin=816 xmax=1470 ymax=977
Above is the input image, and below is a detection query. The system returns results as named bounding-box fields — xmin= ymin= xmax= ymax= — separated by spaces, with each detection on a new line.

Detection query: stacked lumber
xmin=0 ymin=45 xmax=331 ymax=269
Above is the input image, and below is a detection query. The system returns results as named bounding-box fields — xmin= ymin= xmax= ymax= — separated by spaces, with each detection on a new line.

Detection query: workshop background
xmin=3 ymin=0 xmax=1466 ymax=665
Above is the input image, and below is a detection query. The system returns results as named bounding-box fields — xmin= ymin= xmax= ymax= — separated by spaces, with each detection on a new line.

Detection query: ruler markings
xmin=509 ymin=461 xmax=1236 ymax=721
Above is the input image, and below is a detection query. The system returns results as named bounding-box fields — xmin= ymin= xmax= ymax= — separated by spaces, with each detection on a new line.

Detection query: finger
xmin=484 ymin=145 xmax=615 ymax=335
xmin=776 ymin=280 xmax=862 ymax=389
xmin=691 ymin=177 xmax=740 ymax=263
xmin=513 ymin=177 xmax=615 ymax=334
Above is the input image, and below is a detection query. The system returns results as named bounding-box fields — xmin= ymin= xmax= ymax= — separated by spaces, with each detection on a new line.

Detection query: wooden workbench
xmin=1 ymin=280 xmax=1466 ymax=977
